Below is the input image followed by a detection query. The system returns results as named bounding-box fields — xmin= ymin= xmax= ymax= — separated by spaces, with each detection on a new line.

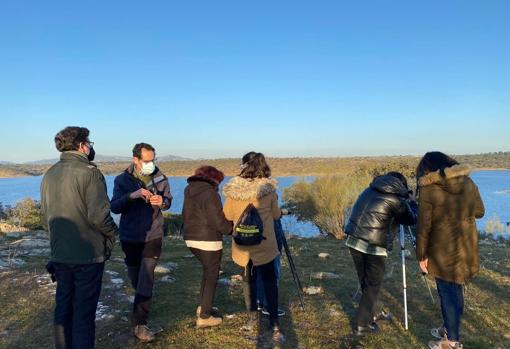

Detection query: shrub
xmin=7 ymin=198 xmax=43 ymax=230
xmin=163 ymin=213 xmax=183 ymax=237
xmin=0 ymin=202 xmax=8 ymax=220
xmin=484 ymin=214 xmax=505 ymax=234
xmin=282 ymin=173 xmax=371 ymax=239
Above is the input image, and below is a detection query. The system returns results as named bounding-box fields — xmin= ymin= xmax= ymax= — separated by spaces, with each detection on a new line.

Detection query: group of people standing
xmin=40 ymin=126 xmax=484 ymax=349
xmin=344 ymin=152 xmax=484 ymax=349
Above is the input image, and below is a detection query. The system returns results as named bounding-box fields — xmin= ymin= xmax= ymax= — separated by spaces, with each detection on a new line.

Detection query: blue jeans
xmin=256 ymin=255 xmax=281 ymax=307
xmin=256 ymin=219 xmax=283 ymax=308
xmin=436 ymin=278 xmax=464 ymax=341
xmin=53 ymin=262 xmax=105 ymax=349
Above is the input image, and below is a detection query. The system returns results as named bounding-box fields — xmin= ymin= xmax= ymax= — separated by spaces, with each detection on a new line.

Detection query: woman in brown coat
xmin=182 ymin=166 xmax=233 ymax=328
xmin=416 ymin=152 xmax=484 ymax=349
xmin=223 ymin=152 xmax=283 ymax=338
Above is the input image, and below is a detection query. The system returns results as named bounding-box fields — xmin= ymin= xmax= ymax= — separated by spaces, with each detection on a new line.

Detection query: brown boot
xmin=196 ymin=315 xmax=223 ymax=328
xmin=428 ymin=336 xmax=463 ymax=349
xmin=132 ymin=325 xmax=156 ymax=342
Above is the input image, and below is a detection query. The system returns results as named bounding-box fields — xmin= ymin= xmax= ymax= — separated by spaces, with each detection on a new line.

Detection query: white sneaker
xmin=431 ymin=325 xmax=447 ymax=340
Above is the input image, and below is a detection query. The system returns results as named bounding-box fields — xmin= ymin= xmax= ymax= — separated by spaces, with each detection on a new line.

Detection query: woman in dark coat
xmin=416 ymin=152 xmax=484 ymax=349
xmin=182 ymin=166 xmax=233 ymax=328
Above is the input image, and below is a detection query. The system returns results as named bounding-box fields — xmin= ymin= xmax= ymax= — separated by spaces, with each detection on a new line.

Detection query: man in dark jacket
xmin=110 ymin=142 xmax=171 ymax=342
xmin=41 ymin=126 xmax=118 ymax=349
xmin=345 ymin=172 xmax=417 ymax=336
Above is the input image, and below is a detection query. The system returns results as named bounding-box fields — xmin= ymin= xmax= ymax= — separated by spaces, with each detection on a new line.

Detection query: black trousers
xmin=349 ymin=248 xmax=386 ymax=327
xmin=121 ymin=239 xmax=162 ymax=326
xmin=243 ymin=259 xmax=279 ymax=325
xmin=53 ymin=262 xmax=104 ymax=349
xmin=189 ymin=248 xmax=223 ymax=319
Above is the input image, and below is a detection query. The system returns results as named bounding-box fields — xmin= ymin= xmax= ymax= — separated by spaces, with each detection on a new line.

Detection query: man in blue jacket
xmin=110 ymin=142 xmax=172 ymax=342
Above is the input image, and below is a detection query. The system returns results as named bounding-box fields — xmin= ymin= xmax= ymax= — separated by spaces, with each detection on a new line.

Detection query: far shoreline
xmin=1 ymin=167 xmax=508 ymax=180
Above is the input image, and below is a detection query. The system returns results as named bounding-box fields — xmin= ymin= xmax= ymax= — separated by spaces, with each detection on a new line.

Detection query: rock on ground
xmin=303 ymin=286 xmax=323 ymax=295
xmin=311 ymin=272 xmax=340 ymax=279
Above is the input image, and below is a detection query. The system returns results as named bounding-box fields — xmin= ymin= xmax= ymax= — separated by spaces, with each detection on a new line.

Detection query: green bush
xmin=282 ymin=173 xmax=371 ymax=239
xmin=7 ymin=198 xmax=43 ymax=230
xmin=0 ymin=202 xmax=7 ymax=220
xmin=163 ymin=212 xmax=183 ymax=237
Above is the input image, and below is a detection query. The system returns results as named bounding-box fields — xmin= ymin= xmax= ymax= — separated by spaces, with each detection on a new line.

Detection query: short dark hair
xmin=416 ymin=151 xmax=459 ymax=182
xmin=132 ymin=143 xmax=155 ymax=159
xmin=387 ymin=171 xmax=409 ymax=190
xmin=54 ymin=127 xmax=90 ymax=152
xmin=239 ymin=152 xmax=271 ymax=179
xmin=193 ymin=166 xmax=225 ymax=185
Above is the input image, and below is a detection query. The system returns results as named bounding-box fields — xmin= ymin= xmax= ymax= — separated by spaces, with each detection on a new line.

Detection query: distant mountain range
xmin=10 ymin=154 xmax=191 ymax=165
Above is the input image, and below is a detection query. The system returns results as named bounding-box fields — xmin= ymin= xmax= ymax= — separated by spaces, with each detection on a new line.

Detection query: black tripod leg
xmin=282 ymin=235 xmax=305 ymax=309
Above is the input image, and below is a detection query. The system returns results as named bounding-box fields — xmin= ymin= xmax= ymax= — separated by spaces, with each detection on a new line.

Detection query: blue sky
xmin=0 ymin=1 xmax=509 ymax=162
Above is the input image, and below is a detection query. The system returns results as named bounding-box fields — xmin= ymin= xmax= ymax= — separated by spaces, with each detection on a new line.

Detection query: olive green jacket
xmin=41 ymin=151 xmax=118 ymax=264
xmin=416 ymin=165 xmax=485 ymax=284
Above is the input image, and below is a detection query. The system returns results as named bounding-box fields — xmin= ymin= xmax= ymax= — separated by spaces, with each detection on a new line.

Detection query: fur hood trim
xmin=222 ymin=176 xmax=278 ymax=200
xmin=418 ymin=164 xmax=472 ymax=187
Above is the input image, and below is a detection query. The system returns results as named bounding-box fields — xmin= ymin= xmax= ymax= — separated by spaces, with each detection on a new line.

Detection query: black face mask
xmin=87 ymin=147 xmax=96 ymax=162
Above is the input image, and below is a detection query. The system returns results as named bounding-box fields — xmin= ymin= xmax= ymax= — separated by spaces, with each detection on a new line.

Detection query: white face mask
xmin=140 ymin=161 xmax=155 ymax=175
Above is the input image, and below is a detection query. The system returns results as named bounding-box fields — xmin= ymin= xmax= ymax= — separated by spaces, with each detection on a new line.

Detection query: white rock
xmin=311 ymin=272 xmax=340 ymax=279
xmin=318 ymin=253 xmax=330 ymax=259
xmin=160 ymin=275 xmax=175 ymax=283
xmin=110 ymin=257 xmax=125 ymax=264
xmin=100 ymin=314 xmax=115 ymax=321
xmin=95 ymin=302 xmax=111 ymax=321
xmin=0 ymin=258 xmax=25 ymax=267
xmin=105 ymin=270 xmax=120 ymax=277
xmin=303 ymin=286 xmax=323 ymax=295
xmin=155 ymin=262 xmax=178 ymax=274
xmin=110 ymin=278 xmax=124 ymax=286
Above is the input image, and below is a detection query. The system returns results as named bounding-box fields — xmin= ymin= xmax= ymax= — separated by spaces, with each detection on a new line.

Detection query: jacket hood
xmin=186 ymin=177 xmax=218 ymax=197
xmin=370 ymin=174 xmax=409 ymax=197
xmin=418 ymin=164 xmax=472 ymax=195
xmin=222 ymin=176 xmax=278 ymax=201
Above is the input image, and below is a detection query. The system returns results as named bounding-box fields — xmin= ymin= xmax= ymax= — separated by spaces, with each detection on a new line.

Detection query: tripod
xmin=400 ymin=225 xmax=435 ymax=331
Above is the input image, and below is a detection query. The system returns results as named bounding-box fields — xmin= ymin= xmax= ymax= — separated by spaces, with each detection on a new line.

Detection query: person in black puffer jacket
xmin=345 ymin=172 xmax=417 ymax=336
xmin=182 ymin=166 xmax=233 ymax=328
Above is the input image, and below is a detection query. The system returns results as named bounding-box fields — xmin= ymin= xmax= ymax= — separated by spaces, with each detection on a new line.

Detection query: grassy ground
xmin=1 ymin=235 xmax=509 ymax=349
